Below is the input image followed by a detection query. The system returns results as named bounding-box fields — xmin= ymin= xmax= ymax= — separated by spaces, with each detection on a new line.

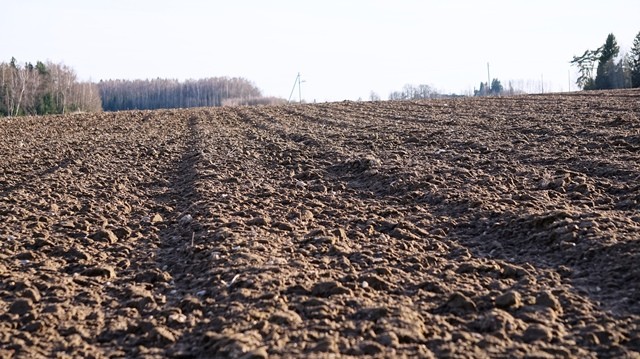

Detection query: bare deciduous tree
xmin=0 ymin=58 xmax=102 ymax=116
xmin=98 ymin=77 xmax=266 ymax=111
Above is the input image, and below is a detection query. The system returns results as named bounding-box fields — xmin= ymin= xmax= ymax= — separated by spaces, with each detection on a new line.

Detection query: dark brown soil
xmin=1 ymin=90 xmax=639 ymax=358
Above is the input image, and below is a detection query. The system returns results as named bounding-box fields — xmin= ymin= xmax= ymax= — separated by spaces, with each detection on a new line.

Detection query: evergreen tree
xmin=490 ymin=78 xmax=504 ymax=95
xmin=594 ymin=33 xmax=620 ymax=89
xmin=475 ymin=82 xmax=487 ymax=96
xmin=631 ymin=31 xmax=640 ymax=88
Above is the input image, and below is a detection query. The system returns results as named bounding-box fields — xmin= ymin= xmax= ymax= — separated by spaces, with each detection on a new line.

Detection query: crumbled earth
xmin=1 ymin=90 xmax=639 ymax=358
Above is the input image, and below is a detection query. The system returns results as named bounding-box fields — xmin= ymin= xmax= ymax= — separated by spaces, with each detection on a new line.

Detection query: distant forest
xmin=0 ymin=58 xmax=283 ymax=117
xmin=98 ymin=77 xmax=271 ymax=111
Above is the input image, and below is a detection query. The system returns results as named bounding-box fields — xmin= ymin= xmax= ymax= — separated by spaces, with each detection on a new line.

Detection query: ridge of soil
xmin=1 ymin=90 xmax=639 ymax=358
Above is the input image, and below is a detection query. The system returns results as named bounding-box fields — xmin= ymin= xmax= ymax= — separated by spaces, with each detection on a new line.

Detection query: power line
xmin=288 ymin=72 xmax=305 ymax=104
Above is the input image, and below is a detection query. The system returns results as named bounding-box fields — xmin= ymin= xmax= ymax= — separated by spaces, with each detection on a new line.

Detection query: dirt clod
xmin=446 ymin=292 xmax=477 ymax=312
xmin=311 ymin=281 xmax=352 ymax=297
xmin=536 ymin=291 xmax=562 ymax=313
xmin=496 ymin=290 xmax=522 ymax=309
xmin=89 ymin=229 xmax=118 ymax=244
xmin=81 ymin=266 xmax=116 ymax=278
xmin=523 ymin=324 xmax=553 ymax=343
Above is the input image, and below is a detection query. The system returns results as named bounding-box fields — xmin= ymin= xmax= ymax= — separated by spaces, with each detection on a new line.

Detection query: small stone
xmin=358 ymin=274 xmax=391 ymax=291
xmin=536 ymin=291 xmax=562 ymax=313
xmin=179 ymin=214 xmax=193 ymax=226
xmin=523 ymin=324 xmax=553 ymax=343
xmin=495 ymin=290 xmax=522 ymax=309
xmin=151 ymin=214 xmax=163 ymax=224
xmin=9 ymin=299 xmax=33 ymax=315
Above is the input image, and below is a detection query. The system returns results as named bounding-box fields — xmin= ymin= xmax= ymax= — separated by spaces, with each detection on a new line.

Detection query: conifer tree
xmin=594 ymin=33 xmax=620 ymax=89
xmin=631 ymin=31 xmax=640 ymax=88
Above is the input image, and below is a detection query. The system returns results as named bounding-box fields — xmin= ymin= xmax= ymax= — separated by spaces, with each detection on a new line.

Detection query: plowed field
xmin=1 ymin=90 xmax=639 ymax=358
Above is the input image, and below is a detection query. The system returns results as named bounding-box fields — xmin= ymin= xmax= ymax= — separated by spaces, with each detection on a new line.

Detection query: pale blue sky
xmin=2 ymin=0 xmax=639 ymax=101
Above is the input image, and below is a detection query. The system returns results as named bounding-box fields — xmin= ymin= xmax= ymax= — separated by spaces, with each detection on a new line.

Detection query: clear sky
xmin=2 ymin=0 xmax=639 ymax=101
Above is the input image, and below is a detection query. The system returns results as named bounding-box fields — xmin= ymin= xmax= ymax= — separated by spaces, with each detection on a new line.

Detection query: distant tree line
xmin=571 ymin=31 xmax=640 ymax=90
xmin=387 ymin=84 xmax=441 ymax=100
xmin=0 ymin=58 xmax=284 ymax=117
xmin=98 ymin=77 xmax=264 ymax=111
xmin=0 ymin=58 xmax=101 ymax=117
xmin=382 ymin=80 xmax=524 ymax=101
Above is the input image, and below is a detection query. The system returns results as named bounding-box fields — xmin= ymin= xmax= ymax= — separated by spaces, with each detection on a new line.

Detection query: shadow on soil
xmin=150 ymin=114 xmax=214 ymax=356
xmin=327 ymin=160 xmax=640 ymax=319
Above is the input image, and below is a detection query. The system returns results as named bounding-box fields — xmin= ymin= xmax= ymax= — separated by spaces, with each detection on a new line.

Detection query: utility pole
xmin=541 ymin=74 xmax=544 ymax=94
xmin=298 ymin=73 xmax=302 ymax=104
xmin=288 ymin=72 xmax=305 ymax=104
xmin=487 ymin=62 xmax=491 ymax=91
